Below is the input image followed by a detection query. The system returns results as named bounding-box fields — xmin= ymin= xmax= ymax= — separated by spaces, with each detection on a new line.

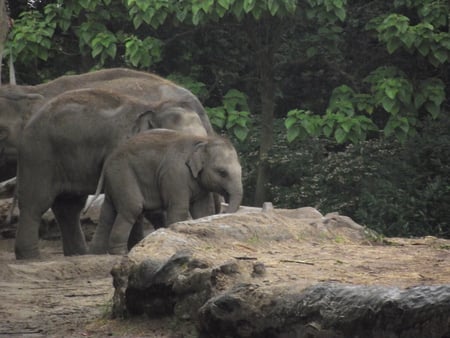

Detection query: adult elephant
xmin=89 ymin=129 xmax=243 ymax=255
xmin=15 ymin=88 xmax=209 ymax=259
xmin=0 ymin=68 xmax=214 ymax=180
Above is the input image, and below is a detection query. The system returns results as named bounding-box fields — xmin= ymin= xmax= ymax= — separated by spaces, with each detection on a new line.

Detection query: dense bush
xmin=236 ymin=114 xmax=450 ymax=238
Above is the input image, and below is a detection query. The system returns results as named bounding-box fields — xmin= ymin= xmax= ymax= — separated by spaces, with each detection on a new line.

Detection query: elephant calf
xmin=89 ymin=129 xmax=243 ymax=255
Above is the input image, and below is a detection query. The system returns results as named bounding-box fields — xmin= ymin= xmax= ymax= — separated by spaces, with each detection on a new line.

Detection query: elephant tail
xmin=82 ymin=168 xmax=105 ymax=214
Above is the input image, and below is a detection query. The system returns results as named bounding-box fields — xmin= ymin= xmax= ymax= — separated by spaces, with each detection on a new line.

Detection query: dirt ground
xmin=0 ymin=206 xmax=449 ymax=337
xmin=0 ymin=235 xmax=201 ymax=338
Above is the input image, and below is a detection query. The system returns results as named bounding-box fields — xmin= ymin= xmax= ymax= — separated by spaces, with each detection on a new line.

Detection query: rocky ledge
xmin=111 ymin=207 xmax=450 ymax=337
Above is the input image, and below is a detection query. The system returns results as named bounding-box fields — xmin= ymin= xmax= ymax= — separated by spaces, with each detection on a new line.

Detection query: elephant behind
xmin=0 ymin=68 xmax=214 ymax=181
xmin=15 ymin=88 xmax=208 ymax=259
xmin=89 ymin=129 xmax=243 ymax=255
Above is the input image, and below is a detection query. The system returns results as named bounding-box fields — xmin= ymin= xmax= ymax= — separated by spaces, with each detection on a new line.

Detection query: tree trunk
xmin=247 ymin=17 xmax=281 ymax=207
xmin=254 ymin=55 xmax=275 ymax=206
xmin=0 ymin=0 xmax=9 ymax=86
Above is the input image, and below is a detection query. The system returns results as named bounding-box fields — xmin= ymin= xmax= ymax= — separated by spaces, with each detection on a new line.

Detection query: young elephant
xmin=89 ymin=129 xmax=243 ymax=255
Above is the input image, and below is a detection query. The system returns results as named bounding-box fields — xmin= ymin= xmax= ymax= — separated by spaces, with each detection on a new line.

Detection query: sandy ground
xmin=0 ymin=236 xmax=200 ymax=337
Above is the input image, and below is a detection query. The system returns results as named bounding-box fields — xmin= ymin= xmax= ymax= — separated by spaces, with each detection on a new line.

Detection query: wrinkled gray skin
xmin=0 ymin=68 xmax=214 ymax=179
xmin=15 ymin=89 xmax=208 ymax=259
xmin=89 ymin=129 xmax=243 ymax=255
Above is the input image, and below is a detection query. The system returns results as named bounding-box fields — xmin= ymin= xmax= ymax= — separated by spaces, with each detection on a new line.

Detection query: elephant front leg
xmin=52 ymin=195 xmax=88 ymax=256
xmin=15 ymin=209 xmax=42 ymax=260
xmin=166 ymin=200 xmax=191 ymax=226
xmin=15 ymin=190 xmax=55 ymax=259
xmin=190 ymin=193 xmax=216 ymax=219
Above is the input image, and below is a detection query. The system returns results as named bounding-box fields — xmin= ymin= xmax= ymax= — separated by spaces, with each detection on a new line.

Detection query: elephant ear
xmin=186 ymin=141 xmax=208 ymax=178
xmin=132 ymin=110 xmax=156 ymax=134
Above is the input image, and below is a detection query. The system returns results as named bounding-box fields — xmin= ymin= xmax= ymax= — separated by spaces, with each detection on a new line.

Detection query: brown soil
xmin=0 ymin=206 xmax=449 ymax=337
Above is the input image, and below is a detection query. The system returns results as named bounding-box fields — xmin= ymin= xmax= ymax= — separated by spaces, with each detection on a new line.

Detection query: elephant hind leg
xmin=90 ymin=195 xmax=116 ymax=254
xmin=52 ymin=194 xmax=88 ymax=256
xmin=109 ymin=209 xmax=142 ymax=255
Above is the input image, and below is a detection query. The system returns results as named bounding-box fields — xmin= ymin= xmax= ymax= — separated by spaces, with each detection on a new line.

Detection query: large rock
xmin=198 ymin=282 xmax=450 ymax=337
xmin=111 ymin=207 xmax=450 ymax=337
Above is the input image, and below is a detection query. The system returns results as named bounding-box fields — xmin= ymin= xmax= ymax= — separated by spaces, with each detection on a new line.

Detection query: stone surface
xmin=198 ymin=283 xmax=450 ymax=337
xmin=110 ymin=208 xmax=450 ymax=337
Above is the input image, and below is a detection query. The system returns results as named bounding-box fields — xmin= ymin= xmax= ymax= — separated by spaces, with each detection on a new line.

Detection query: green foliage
xmin=124 ymin=36 xmax=162 ymax=68
xmin=285 ymin=65 xmax=446 ymax=145
xmin=253 ymin=116 xmax=450 ymax=238
xmin=90 ymin=31 xmax=118 ymax=64
xmin=7 ymin=10 xmax=55 ymax=62
xmin=368 ymin=1 xmax=450 ymax=67
xmin=285 ymin=86 xmax=378 ymax=144
xmin=206 ymin=89 xmax=251 ymax=141
xmin=125 ymin=0 xmax=298 ymax=28
xmin=164 ymin=73 xmax=251 ymax=141
xmin=285 ymin=109 xmax=322 ymax=142
xmin=166 ymin=73 xmax=209 ymax=101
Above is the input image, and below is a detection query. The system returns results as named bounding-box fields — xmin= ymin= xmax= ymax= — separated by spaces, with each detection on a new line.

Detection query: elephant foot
xmin=63 ymin=248 xmax=88 ymax=256
xmin=108 ymin=243 xmax=128 ymax=255
xmin=89 ymin=246 xmax=108 ymax=255
xmin=62 ymin=242 xmax=88 ymax=256
xmin=15 ymin=245 xmax=40 ymax=260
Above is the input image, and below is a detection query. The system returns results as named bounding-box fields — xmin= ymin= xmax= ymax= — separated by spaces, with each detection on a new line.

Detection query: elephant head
xmin=134 ymin=104 xmax=207 ymax=137
xmin=0 ymin=88 xmax=43 ymax=158
xmin=187 ymin=137 xmax=243 ymax=213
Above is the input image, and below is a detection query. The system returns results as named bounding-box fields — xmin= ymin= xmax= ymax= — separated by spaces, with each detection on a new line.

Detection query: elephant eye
xmin=216 ymin=168 xmax=228 ymax=178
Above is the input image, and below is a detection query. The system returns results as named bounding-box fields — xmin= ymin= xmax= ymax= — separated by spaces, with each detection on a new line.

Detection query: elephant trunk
xmin=224 ymin=186 xmax=243 ymax=214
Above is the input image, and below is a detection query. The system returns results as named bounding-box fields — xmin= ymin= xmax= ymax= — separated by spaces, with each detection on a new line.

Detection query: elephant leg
xmin=127 ymin=214 xmax=144 ymax=251
xmin=15 ymin=201 xmax=52 ymax=259
xmin=190 ymin=193 xmax=216 ymax=219
xmin=14 ymin=203 xmax=50 ymax=259
xmin=144 ymin=210 xmax=166 ymax=230
xmin=109 ymin=213 xmax=139 ymax=255
xmin=166 ymin=200 xmax=191 ymax=226
xmin=90 ymin=195 xmax=116 ymax=254
xmin=52 ymin=194 xmax=88 ymax=256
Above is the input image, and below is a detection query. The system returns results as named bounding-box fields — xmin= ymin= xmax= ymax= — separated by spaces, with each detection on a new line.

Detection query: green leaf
xmin=433 ymin=49 xmax=448 ymax=64
xmin=268 ymin=0 xmax=280 ymax=16
xmin=334 ymin=7 xmax=346 ymax=21
xmin=340 ymin=120 xmax=353 ymax=133
xmin=381 ymin=97 xmax=398 ymax=114
xmin=414 ymin=93 xmax=426 ymax=109
xmin=284 ymin=116 xmax=298 ymax=129
xmin=192 ymin=9 xmax=204 ymax=25
xmin=287 ymin=126 xmax=301 ymax=143
xmin=243 ymin=0 xmax=256 ymax=13
xmin=386 ymin=38 xmax=401 ymax=54
xmin=385 ymin=86 xmax=398 ymax=100
xmin=334 ymin=127 xmax=347 ymax=144
xmin=384 ymin=118 xmax=397 ymax=137
xmin=306 ymin=47 xmax=317 ymax=58
xmin=231 ymin=0 xmax=244 ymax=19
xmin=323 ymin=124 xmax=333 ymax=137
xmin=424 ymin=102 xmax=440 ymax=119
xmin=218 ymin=0 xmax=231 ymax=9
xmin=233 ymin=125 xmax=249 ymax=141
xmin=417 ymin=41 xmax=430 ymax=56
xmin=302 ymin=118 xmax=317 ymax=135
